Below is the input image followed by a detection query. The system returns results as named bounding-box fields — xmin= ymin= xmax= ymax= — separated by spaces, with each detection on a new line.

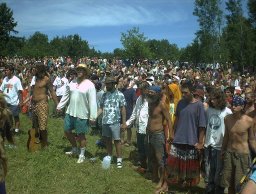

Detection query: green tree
xmin=248 ymin=0 xmax=256 ymax=26
xmin=120 ymin=27 xmax=151 ymax=59
xmin=50 ymin=36 xmax=67 ymax=57
xmin=147 ymin=39 xmax=180 ymax=61
xmin=65 ymin=34 xmax=90 ymax=60
xmin=21 ymin=32 xmax=49 ymax=57
xmin=4 ymin=36 xmax=25 ymax=56
xmin=193 ymin=0 xmax=223 ymax=63
xmin=0 ymin=3 xmax=18 ymax=55
xmin=113 ymin=48 xmax=125 ymax=58
xmin=224 ymin=0 xmax=255 ymax=70
xmin=179 ymin=39 xmax=201 ymax=65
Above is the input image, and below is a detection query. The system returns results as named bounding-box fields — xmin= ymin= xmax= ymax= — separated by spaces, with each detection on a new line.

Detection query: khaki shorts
xmin=220 ymin=151 xmax=250 ymax=188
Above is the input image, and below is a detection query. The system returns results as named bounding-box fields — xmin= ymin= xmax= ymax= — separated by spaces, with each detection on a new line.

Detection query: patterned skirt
xmin=166 ymin=143 xmax=201 ymax=186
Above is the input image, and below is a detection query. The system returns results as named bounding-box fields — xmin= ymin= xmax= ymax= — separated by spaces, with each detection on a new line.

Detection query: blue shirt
xmin=173 ymin=99 xmax=207 ymax=146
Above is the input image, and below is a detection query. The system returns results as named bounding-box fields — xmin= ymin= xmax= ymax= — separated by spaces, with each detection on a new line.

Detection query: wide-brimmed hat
xmin=105 ymin=76 xmax=117 ymax=84
xmin=76 ymin=64 xmax=90 ymax=74
xmin=76 ymin=64 xmax=87 ymax=69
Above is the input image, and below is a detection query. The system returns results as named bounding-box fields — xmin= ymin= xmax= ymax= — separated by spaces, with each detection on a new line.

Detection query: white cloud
xmin=5 ymin=0 xmax=189 ymax=32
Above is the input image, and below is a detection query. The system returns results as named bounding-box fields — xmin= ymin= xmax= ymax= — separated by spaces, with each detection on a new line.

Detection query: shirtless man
xmin=146 ymin=85 xmax=173 ymax=193
xmin=244 ymin=92 xmax=255 ymax=114
xmin=31 ymin=63 xmax=58 ymax=148
xmin=220 ymin=96 xmax=256 ymax=194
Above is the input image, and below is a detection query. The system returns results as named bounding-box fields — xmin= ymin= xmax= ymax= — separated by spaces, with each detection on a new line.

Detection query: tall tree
xmin=248 ymin=0 xmax=256 ymax=26
xmin=65 ymin=34 xmax=90 ymax=60
xmin=147 ymin=39 xmax=180 ymax=61
xmin=224 ymin=0 xmax=255 ymax=70
xmin=21 ymin=32 xmax=49 ymax=57
xmin=193 ymin=0 xmax=223 ymax=63
xmin=0 ymin=3 xmax=18 ymax=55
xmin=120 ymin=27 xmax=151 ymax=59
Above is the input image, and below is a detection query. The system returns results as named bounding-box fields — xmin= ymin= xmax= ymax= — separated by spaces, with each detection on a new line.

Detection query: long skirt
xmin=166 ymin=143 xmax=201 ymax=187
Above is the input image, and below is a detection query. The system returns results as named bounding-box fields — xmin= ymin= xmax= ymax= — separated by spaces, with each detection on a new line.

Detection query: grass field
xmin=5 ymin=103 xmax=205 ymax=194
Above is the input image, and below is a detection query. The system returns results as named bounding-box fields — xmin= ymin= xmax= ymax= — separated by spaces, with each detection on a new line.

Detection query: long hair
xmin=35 ymin=63 xmax=48 ymax=79
xmin=0 ymin=136 xmax=7 ymax=181
xmin=208 ymin=89 xmax=227 ymax=111
xmin=0 ymin=94 xmax=14 ymax=144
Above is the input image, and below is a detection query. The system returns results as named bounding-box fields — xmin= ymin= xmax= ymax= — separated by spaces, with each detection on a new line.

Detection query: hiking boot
xmin=77 ymin=155 xmax=85 ymax=163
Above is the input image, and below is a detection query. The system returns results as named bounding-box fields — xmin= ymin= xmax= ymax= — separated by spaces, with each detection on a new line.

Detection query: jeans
xmin=204 ymin=147 xmax=224 ymax=194
xmin=137 ymin=133 xmax=147 ymax=163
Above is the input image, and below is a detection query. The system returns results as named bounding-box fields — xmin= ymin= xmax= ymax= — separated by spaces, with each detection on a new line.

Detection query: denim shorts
xmin=102 ymin=123 xmax=121 ymax=140
xmin=64 ymin=114 xmax=89 ymax=134
xmin=7 ymin=104 xmax=20 ymax=117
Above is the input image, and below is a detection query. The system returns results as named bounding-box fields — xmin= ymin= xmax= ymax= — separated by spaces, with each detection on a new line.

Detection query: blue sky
xmin=2 ymin=0 xmax=227 ymax=52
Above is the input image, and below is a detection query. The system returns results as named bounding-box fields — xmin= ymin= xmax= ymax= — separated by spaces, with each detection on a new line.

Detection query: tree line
xmin=0 ymin=0 xmax=256 ymax=69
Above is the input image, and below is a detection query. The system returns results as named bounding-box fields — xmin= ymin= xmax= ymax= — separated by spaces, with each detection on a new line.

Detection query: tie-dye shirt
xmin=101 ymin=90 xmax=126 ymax=125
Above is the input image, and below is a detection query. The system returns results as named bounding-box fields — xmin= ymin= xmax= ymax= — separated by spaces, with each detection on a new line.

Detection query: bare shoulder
xmin=44 ymin=76 xmax=50 ymax=82
xmin=247 ymin=110 xmax=256 ymax=118
xmin=160 ymin=102 xmax=167 ymax=110
xmin=243 ymin=114 xmax=254 ymax=123
xmin=225 ymin=114 xmax=233 ymax=121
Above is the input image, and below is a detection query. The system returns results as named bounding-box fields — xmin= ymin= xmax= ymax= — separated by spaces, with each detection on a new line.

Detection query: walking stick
xmin=236 ymin=157 xmax=256 ymax=194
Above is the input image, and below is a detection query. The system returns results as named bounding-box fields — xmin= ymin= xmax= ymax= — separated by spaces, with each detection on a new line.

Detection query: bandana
xmin=232 ymin=96 xmax=245 ymax=106
xmin=148 ymin=86 xmax=161 ymax=93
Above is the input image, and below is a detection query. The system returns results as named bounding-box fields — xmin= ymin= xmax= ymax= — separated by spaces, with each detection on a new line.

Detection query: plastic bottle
xmin=102 ymin=156 xmax=111 ymax=169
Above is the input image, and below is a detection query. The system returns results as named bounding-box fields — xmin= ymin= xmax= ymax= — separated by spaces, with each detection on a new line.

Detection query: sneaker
xmin=117 ymin=161 xmax=122 ymax=169
xmin=65 ymin=149 xmax=78 ymax=156
xmin=77 ymin=155 xmax=85 ymax=163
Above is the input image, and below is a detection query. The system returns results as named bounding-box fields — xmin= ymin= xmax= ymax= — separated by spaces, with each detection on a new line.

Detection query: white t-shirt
xmin=0 ymin=75 xmax=23 ymax=105
xmin=204 ymin=107 xmax=232 ymax=150
xmin=53 ymin=76 xmax=69 ymax=97
xmin=57 ymin=79 xmax=97 ymax=120
xmin=30 ymin=76 xmax=36 ymax=87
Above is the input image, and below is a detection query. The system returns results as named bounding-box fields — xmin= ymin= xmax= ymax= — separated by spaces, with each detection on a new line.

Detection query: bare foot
xmin=155 ymin=181 xmax=168 ymax=194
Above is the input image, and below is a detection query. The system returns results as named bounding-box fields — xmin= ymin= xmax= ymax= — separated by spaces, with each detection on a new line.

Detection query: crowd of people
xmin=0 ymin=56 xmax=256 ymax=194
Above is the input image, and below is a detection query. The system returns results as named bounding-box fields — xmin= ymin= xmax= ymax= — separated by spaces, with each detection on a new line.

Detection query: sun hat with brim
xmin=76 ymin=64 xmax=87 ymax=69
xmin=76 ymin=63 xmax=90 ymax=74
xmin=105 ymin=76 xmax=117 ymax=84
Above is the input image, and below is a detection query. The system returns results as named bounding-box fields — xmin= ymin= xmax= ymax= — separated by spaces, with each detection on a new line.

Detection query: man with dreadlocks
xmin=31 ymin=63 xmax=58 ymax=149
xmin=145 ymin=85 xmax=173 ymax=194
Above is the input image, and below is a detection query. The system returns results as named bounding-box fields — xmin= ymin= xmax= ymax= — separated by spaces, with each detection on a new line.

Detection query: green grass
xmin=5 ymin=102 xmax=205 ymax=194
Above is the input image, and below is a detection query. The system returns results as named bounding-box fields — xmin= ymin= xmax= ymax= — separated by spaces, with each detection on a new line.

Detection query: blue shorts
xmin=64 ymin=114 xmax=89 ymax=134
xmin=250 ymin=170 xmax=256 ymax=183
xmin=102 ymin=123 xmax=121 ymax=140
xmin=7 ymin=104 xmax=20 ymax=117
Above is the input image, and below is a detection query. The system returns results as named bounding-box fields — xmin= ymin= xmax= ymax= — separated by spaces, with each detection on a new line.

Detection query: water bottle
xmin=102 ymin=156 xmax=111 ymax=169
